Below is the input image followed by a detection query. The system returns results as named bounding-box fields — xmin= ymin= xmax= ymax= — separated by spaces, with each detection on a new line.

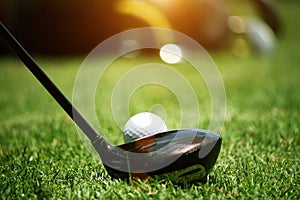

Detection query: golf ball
xmin=123 ymin=112 xmax=168 ymax=143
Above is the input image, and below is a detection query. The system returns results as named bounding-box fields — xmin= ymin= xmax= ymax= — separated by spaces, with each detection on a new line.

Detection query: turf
xmin=1 ymin=2 xmax=300 ymax=199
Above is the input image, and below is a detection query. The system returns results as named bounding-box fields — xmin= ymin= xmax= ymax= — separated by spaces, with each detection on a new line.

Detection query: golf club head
xmin=93 ymin=129 xmax=222 ymax=183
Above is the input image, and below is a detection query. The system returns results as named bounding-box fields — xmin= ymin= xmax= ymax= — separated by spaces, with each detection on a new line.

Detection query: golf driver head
xmin=93 ymin=128 xmax=222 ymax=183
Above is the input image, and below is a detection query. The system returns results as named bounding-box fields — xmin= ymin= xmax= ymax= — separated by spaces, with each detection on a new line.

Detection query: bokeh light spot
xmin=160 ymin=44 xmax=182 ymax=64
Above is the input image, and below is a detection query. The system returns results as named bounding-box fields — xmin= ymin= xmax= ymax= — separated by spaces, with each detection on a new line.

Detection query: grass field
xmin=1 ymin=2 xmax=300 ymax=199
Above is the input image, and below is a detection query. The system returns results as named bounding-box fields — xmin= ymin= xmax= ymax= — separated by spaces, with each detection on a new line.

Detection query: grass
xmin=1 ymin=1 xmax=300 ymax=199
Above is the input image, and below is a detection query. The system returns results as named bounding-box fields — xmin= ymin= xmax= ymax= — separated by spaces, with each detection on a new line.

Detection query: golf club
xmin=0 ymin=21 xmax=222 ymax=183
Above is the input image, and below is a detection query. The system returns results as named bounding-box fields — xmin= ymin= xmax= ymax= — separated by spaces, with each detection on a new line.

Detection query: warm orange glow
xmin=148 ymin=0 xmax=173 ymax=7
xmin=116 ymin=0 xmax=173 ymax=43
xmin=116 ymin=0 xmax=172 ymax=28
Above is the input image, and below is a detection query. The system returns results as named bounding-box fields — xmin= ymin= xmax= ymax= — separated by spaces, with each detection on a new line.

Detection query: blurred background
xmin=0 ymin=0 xmax=282 ymax=55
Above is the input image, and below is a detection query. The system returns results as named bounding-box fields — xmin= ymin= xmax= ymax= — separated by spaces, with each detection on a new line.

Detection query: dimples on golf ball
xmin=123 ymin=112 xmax=168 ymax=143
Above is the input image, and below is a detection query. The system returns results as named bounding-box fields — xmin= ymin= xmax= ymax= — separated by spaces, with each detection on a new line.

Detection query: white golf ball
xmin=123 ymin=112 xmax=168 ymax=143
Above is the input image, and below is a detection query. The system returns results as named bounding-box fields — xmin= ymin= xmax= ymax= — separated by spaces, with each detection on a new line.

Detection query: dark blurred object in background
xmin=253 ymin=0 xmax=281 ymax=35
xmin=0 ymin=0 xmax=281 ymax=56
xmin=0 ymin=0 xmax=140 ymax=55
xmin=0 ymin=0 xmax=7 ymax=54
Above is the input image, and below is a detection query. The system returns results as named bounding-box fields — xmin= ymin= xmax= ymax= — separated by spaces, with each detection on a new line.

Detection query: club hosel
xmin=92 ymin=135 xmax=112 ymax=153
xmin=92 ymin=136 xmax=128 ymax=165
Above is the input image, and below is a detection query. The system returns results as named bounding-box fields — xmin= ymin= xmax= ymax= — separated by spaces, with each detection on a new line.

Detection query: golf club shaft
xmin=0 ymin=21 xmax=99 ymax=142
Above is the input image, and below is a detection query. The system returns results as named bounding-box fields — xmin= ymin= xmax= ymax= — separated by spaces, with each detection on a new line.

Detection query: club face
xmin=94 ymin=129 xmax=222 ymax=182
